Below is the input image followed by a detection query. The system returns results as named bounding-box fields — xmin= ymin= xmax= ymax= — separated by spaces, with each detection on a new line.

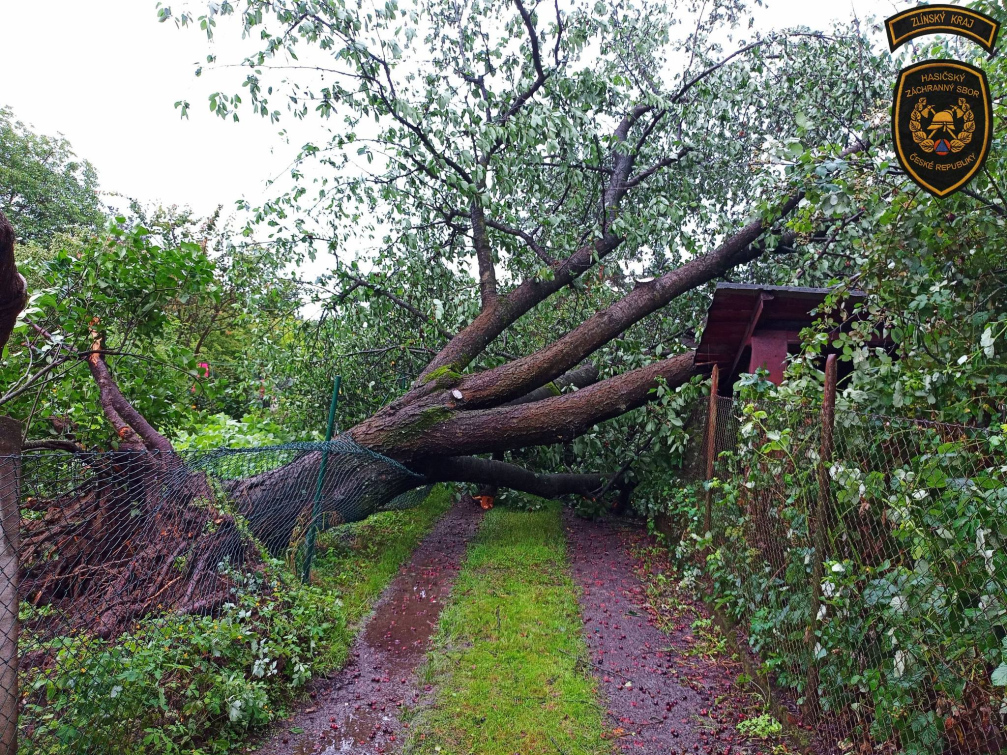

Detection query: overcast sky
xmin=0 ymin=0 xmax=905 ymax=219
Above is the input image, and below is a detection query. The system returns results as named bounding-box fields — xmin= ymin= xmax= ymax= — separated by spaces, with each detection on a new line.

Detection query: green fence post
xmin=302 ymin=375 xmax=341 ymax=583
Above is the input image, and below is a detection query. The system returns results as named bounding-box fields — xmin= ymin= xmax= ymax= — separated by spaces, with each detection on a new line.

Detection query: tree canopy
xmin=0 ymin=107 xmax=104 ymax=246
xmin=0 ymin=0 xmax=1005 ymax=505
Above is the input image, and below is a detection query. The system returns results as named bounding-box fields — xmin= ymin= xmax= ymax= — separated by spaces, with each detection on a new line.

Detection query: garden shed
xmin=695 ymin=283 xmax=874 ymax=393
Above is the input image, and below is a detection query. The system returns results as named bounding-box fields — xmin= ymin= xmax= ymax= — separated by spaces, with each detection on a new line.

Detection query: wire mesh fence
xmin=678 ymin=383 xmax=1007 ymax=755
xmin=2 ymin=438 xmax=429 ymax=754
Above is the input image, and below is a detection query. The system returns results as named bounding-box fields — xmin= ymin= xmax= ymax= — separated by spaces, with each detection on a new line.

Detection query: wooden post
xmin=0 ymin=417 xmax=20 ymax=755
xmin=703 ymin=365 xmax=720 ymax=536
xmin=805 ymin=354 xmax=837 ymax=717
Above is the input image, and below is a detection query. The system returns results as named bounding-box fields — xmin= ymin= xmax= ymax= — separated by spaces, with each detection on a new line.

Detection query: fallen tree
xmin=17 ymin=0 xmax=890 ymax=504
xmin=3 ymin=0 xmax=895 ymax=633
xmin=152 ymin=0 xmax=888 ymax=501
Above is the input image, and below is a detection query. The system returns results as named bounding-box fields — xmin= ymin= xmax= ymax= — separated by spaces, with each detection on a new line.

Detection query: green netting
xmin=678 ymin=396 xmax=1007 ymax=755
xmin=6 ymin=437 xmax=429 ymax=753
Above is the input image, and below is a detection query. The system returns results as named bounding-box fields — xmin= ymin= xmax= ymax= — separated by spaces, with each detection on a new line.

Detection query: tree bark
xmin=350 ymin=351 xmax=699 ymax=461
xmin=501 ymin=362 xmax=599 ymax=406
xmin=0 ymin=212 xmax=27 ymax=353
xmin=414 ymin=455 xmax=609 ymax=498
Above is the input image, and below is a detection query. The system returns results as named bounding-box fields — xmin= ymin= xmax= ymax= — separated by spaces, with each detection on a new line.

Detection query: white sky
xmin=0 ymin=0 xmax=904 ymax=219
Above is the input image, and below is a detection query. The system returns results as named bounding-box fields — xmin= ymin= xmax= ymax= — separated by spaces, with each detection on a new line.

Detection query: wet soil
xmin=251 ymin=499 xmax=484 ymax=755
xmin=565 ymin=512 xmax=800 ymax=755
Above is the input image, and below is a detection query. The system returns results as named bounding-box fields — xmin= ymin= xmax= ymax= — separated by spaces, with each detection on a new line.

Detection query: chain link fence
xmin=0 ymin=437 xmax=429 ymax=754
xmin=676 ymin=376 xmax=1007 ymax=755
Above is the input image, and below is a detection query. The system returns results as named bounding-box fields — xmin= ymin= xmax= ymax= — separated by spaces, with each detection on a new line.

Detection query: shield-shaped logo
xmin=892 ymin=59 xmax=993 ymax=198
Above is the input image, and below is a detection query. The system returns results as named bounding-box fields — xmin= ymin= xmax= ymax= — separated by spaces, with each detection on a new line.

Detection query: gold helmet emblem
xmin=925 ymin=108 xmax=957 ymax=138
xmin=909 ymin=97 xmax=975 ymax=155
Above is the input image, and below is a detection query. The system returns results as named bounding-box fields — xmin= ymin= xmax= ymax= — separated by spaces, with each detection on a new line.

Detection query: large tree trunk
xmin=349 ymin=352 xmax=700 ymax=461
xmin=0 ymin=212 xmax=27 ymax=353
xmin=414 ymin=456 xmax=612 ymax=499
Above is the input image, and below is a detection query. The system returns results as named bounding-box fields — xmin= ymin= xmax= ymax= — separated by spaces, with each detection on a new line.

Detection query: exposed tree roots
xmin=20 ymin=454 xmax=260 ymax=644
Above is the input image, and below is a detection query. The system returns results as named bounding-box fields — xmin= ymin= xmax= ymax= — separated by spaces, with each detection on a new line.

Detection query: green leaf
xmin=992 ymin=664 xmax=1007 ymax=686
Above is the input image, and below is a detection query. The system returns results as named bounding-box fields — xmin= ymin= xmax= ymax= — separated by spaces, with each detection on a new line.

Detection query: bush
xmin=174 ymin=411 xmax=320 ymax=450
xmin=22 ymin=565 xmax=345 ymax=755
xmin=656 ymin=377 xmax=1007 ymax=755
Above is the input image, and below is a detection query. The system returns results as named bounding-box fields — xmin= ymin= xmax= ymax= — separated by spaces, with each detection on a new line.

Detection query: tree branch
xmin=22 ymin=439 xmax=86 ymax=453
xmin=353 ymin=352 xmax=699 ymax=460
xmin=470 ymin=201 xmax=499 ymax=308
xmin=625 ymin=147 xmax=693 ymax=189
xmin=413 ymin=455 xmax=609 ymax=498
xmin=86 ymin=333 xmax=174 ymax=454
xmin=344 ymin=274 xmax=455 ymax=340
xmin=603 ymin=104 xmax=654 ymax=211
xmin=961 ymin=188 xmax=1007 ymax=218
xmin=501 ymin=362 xmax=599 ymax=406
xmin=670 ymin=38 xmax=768 ymax=105
xmin=484 ymin=217 xmax=554 ymax=264
xmin=502 ymin=0 xmax=549 ymax=123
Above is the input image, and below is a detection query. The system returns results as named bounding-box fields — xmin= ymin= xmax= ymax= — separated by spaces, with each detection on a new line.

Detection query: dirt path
xmin=564 ymin=512 xmax=789 ymax=755
xmin=253 ymin=499 xmax=484 ymax=755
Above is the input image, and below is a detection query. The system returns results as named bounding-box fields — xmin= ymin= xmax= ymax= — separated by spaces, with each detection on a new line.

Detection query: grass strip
xmin=405 ymin=501 xmax=612 ymax=755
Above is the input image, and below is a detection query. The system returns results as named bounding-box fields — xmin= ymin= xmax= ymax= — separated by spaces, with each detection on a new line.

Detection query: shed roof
xmin=695 ymin=283 xmax=866 ymax=370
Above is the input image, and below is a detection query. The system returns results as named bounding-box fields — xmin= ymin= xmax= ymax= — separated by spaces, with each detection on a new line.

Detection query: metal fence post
xmin=302 ymin=375 xmax=341 ymax=583
xmin=805 ymin=354 xmax=837 ymax=716
xmin=0 ymin=418 xmax=20 ymax=755
xmin=703 ymin=364 xmax=720 ymax=536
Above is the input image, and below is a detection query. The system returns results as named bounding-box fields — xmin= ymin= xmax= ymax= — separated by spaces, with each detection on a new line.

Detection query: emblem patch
xmin=892 ymin=59 xmax=993 ymax=198
xmin=886 ymin=5 xmax=999 ymax=55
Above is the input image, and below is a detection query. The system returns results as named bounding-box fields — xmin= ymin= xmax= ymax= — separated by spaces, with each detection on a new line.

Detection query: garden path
xmin=564 ymin=512 xmax=799 ymax=755
xmin=251 ymin=498 xmax=484 ymax=755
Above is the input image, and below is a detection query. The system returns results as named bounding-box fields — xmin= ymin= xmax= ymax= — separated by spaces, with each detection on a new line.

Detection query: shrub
xmin=22 ymin=565 xmax=344 ymax=755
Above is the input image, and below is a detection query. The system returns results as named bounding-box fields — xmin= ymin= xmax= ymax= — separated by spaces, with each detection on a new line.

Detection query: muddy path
xmin=253 ymin=499 xmax=484 ymax=755
xmin=564 ymin=512 xmax=798 ymax=755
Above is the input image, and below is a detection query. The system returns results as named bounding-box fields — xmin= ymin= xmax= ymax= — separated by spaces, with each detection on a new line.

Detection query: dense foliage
xmin=0 ymin=107 xmax=104 ymax=247
xmin=0 ymin=205 xmax=317 ymax=449
xmin=656 ymin=373 xmax=1007 ymax=755
xmin=8 ymin=0 xmax=1007 ymax=751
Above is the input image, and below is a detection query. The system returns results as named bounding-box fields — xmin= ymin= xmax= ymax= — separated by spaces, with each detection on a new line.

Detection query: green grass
xmin=405 ymin=501 xmax=612 ymax=755
xmin=311 ymin=484 xmax=455 ymax=659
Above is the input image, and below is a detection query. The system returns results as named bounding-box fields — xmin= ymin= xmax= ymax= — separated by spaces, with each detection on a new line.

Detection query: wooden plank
xmin=703 ymin=365 xmax=720 ymax=535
